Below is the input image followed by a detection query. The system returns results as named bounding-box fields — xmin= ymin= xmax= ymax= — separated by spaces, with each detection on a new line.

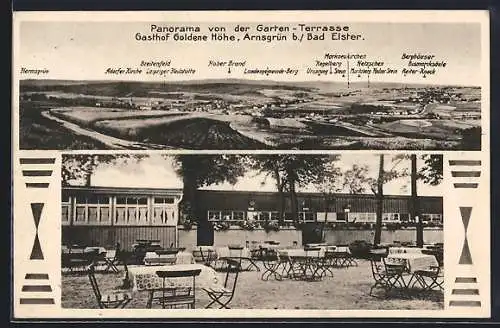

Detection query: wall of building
xmin=177 ymin=227 xmax=302 ymax=251
xmin=322 ymin=228 xmax=443 ymax=245
xmin=196 ymin=190 xmax=443 ymax=214
xmin=62 ymin=225 xmax=177 ymax=250
xmin=178 ymin=227 xmax=199 ymax=250
xmin=176 ymin=226 xmax=443 ymax=250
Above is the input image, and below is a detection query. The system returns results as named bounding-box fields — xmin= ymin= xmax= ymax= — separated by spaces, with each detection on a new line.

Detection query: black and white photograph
xmin=11 ymin=10 xmax=490 ymax=319
xmin=60 ymin=153 xmax=444 ymax=310
xmin=17 ymin=20 xmax=482 ymax=150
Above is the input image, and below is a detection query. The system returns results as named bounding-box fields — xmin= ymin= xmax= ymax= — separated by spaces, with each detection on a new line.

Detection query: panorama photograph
xmin=61 ymin=153 xmax=444 ymax=310
xmin=20 ymin=79 xmax=481 ymax=150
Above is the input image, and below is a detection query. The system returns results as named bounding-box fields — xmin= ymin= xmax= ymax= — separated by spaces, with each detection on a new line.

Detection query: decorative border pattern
xmin=446 ymin=156 xmax=486 ymax=312
xmin=15 ymin=155 xmax=59 ymax=310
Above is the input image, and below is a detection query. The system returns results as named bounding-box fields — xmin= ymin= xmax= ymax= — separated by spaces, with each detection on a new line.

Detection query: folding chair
xmin=87 ymin=264 xmax=132 ymax=309
xmin=115 ymin=250 xmax=134 ymax=288
xmin=103 ymin=243 xmax=121 ymax=273
xmin=192 ymin=249 xmax=205 ymax=264
xmin=320 ymin=251 xmax=336 ymax=277
xmin=411 ymin=266 xmax=444 ymax=291
xmin=148 ymin=268 xmax=202 ymax=309
xmin=382 ymin=257 xmax=410 ymax=291
xmin=196 ymin=247 xmax=218 ymax=268
xmin=260 ymin=249 xmax=282 ymax=281
xmin=368 ymin=254 xmax=390 ymax=297
xmin=203 ymin=259 xmax=241 ymax=309
xmin=342 ymin=252 xmax=358 ymax=267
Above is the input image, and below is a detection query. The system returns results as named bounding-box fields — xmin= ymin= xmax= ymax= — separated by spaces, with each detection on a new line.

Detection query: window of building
xmin=72 ymin=194 xmax=111 ymax=225
xmin=208 ymin=211 xmax=221 ymax=221
xmin=348 ymin=212 xmax=377 ymax=223
xmin=421 ymin=213 xmax=443 ymax=224
xmin=316 ymin=212 xmax=337 ymax=222
xmin=152 ymin=197 xmax=177 ymax=226
xmin=233 ymin=211 xmax=245 ymax=221
xmin=61 ymin=195 xmax=71 ymax=225
xmin=301 ymin=212 xmax=315 ymax=222
xmin=382 ymin=213 xmax=401 ymax=222
xmin=207 ymin=210 xmax=246 ymax=222
xmin=154 ymin=197 xmax=175 ymax=204
xmin=114 ymin=196 xmax=149 ymax=225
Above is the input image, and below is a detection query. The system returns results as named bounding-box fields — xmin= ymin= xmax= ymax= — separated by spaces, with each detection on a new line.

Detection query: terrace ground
xmin=62 ymin=260 xmax=443 ymax=310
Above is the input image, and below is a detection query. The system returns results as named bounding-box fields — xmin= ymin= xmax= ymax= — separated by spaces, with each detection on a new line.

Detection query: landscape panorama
xmin=19 ymin=79 xmax=481 ymax=150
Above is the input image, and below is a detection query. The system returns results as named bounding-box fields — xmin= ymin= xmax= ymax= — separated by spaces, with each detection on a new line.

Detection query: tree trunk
xmin=412 ymin=154 xmax=423 ymax=247
xmin=288 ymin=176 xmax=298 ymax=224
xmin=182 ymin=172 xmax=211 ymax=246
xmin=85 ymin=173 xmax=92 ymax=187
xmin=84 ymin=156 xmax=97 ymax=186
xmin=374 ymin=155 xmax=384 ymax=246
xmin=324 ymin=195 xmax=329 ymax=222
xmin=275 ymin=168 xmax=285 ymax=225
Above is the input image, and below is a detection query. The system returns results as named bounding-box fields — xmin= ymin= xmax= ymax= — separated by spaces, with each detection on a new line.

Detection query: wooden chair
xmin=102 ymin=243 xmax=121 ymax=273
xmin=411 ymin=266 xmax=444 ymax=291
xmin=368 ymin=253 xmax=390 ymax=297
xmin=196 ymin=247 xmax=218 ymax=268
xmin=260 ymin=249 xmax=282 ymax=281
xmin=203 ymin=259 xmax=241 ymax=309
xmin=115 ymin=250 xmax=134 ymax=288
xmin=87 ymin=264 xmax=132 ymax=309
xmin=147 ymin=269 xmax=202 ymax=309
xmin=382 ymin=257 xmax=410 ymax=291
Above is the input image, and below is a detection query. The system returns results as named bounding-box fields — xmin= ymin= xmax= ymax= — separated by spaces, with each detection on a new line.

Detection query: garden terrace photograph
xmin=61 ymin=153 xmax=444 ymax=310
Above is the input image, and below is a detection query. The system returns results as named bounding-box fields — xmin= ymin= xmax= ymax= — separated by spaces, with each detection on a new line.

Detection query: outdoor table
xmin=127 ymin=263 xmax=222 ymax=293
xmin=388 ymin=247 xmax=424 ymax=255
xmin=259 ymin=243 xmax=281 ymax=250
xmin=216 ymin=246 xmax=260 ymax=271
xmin=324 ymin=246 xmax=355 ymax=268
xmin=62 ymin=246 xmax=106 ymax=255
xmin=280 ymin=248 xmax=325 ymax=281
xmin=176 ymin=251 xmax=196 ymax=264
xmin=85 ymin=246 xmax=107 ymax=255
xmin=306 ymin=243 xmax=328 ymax=248
xmin=260 ymin=250 xmax=283 ymax=281
xmin=61 ymin=246 xmax=102 ymax=273
xmin=144 ymin=251 xmax=177 ymax=266
xmin=386 ymin=253 xmax=438 ymax=273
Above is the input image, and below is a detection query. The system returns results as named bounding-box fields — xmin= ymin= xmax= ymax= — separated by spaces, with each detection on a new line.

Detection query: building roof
xmin=63 ymin=185 xmax=183 ymax=196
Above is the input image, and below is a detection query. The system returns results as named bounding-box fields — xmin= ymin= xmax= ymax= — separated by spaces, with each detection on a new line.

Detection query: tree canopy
xmin=61 ymin=154 xmax=148 ymax=186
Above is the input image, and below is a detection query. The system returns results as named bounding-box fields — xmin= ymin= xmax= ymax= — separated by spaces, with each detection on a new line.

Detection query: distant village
xmin=21 ymin=85 xmax=481 ymax=123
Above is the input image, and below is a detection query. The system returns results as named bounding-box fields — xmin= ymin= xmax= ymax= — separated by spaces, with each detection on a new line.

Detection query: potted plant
xmin=213 ymin=221 xmax=230 ymax=231
xmin=263 ymin=220 xmax=280 ymax=233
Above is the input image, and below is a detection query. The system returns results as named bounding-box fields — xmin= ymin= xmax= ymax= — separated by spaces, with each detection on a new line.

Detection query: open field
xmin=52 ymin=107 xmax=184 ymax=125
xmin=379 ymin=119 xmax=479 ymax=141
xmin=62 ymin=260 xmax=443 ymax=310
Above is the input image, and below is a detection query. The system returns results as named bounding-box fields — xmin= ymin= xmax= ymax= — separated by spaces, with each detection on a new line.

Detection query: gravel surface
xmin=62 ymin=259 xmax=443 ymax=310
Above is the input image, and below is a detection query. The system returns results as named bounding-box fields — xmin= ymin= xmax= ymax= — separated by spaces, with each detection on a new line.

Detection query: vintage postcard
xmin=12 ymin=10 xmax=490 ymax=319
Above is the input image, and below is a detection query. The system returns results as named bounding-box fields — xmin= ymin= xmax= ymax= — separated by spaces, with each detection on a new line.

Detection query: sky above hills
xmin=17 ymin=17 xmax=484 ymax=86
